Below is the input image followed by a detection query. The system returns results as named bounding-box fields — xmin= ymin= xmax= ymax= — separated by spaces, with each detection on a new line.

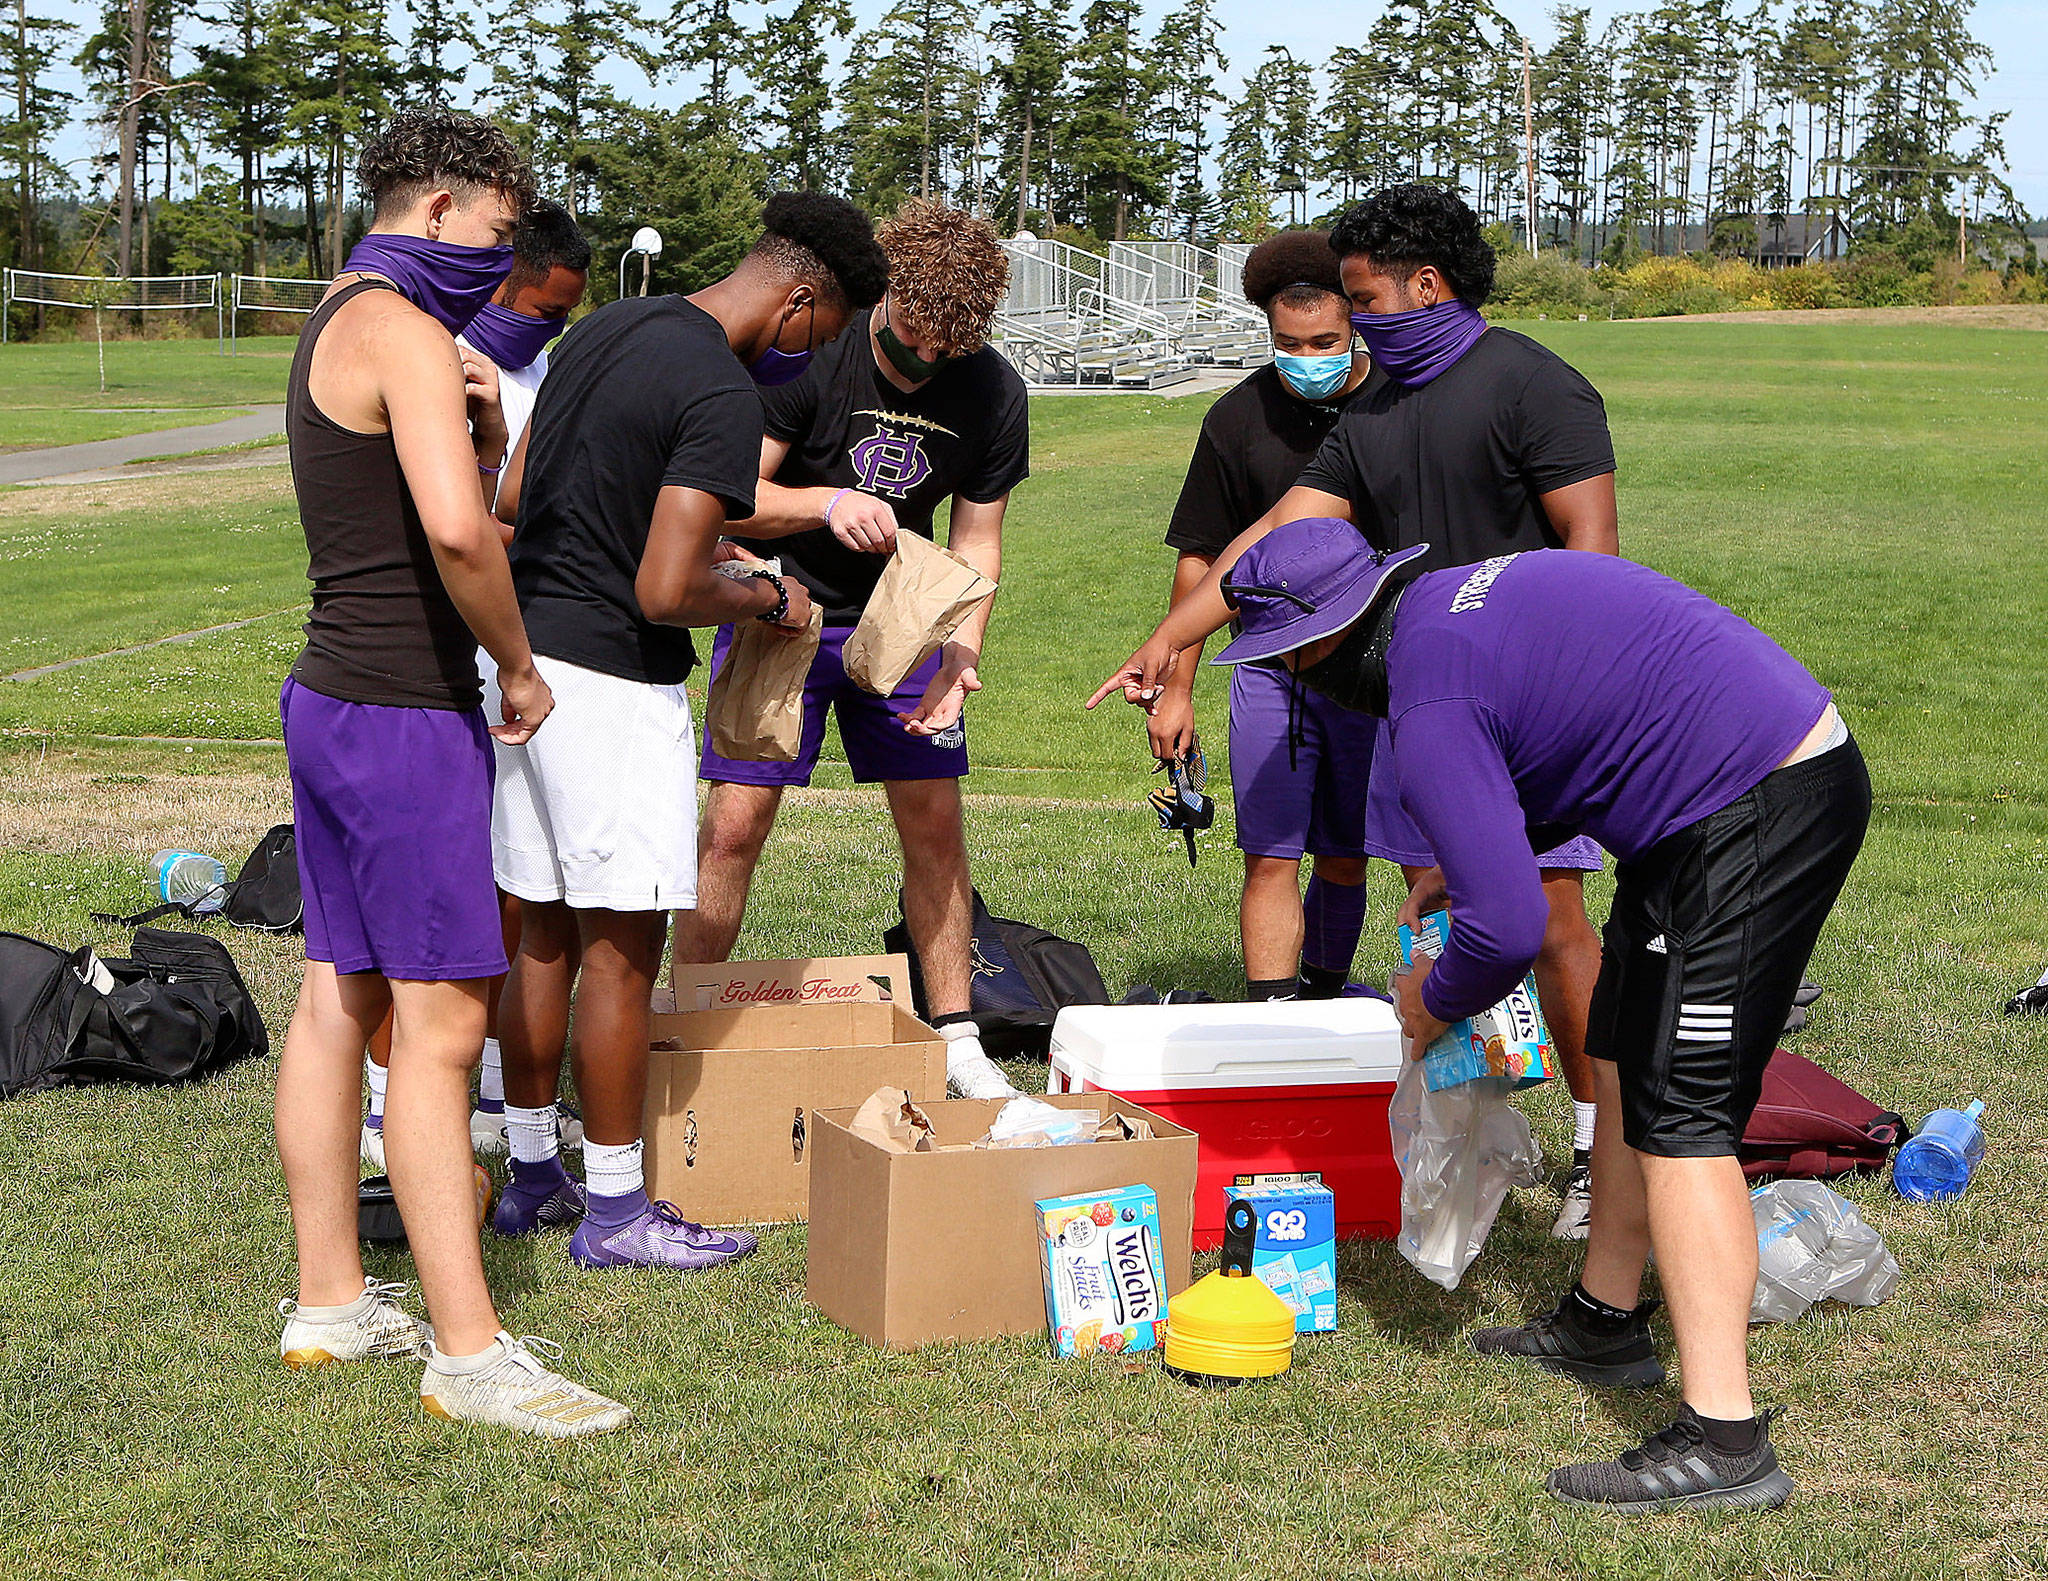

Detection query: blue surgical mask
xmin=748 ymin=298 xmax=816 ymax=387
xmin=1273 ymin=350 xmax=1354 ymax=401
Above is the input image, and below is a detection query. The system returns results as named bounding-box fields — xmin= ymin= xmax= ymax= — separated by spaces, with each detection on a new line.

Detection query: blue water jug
xmin=1893 ymin=1100 xmax=1987 ymax=1203
xmin=149 ymin=850 xmax=227 ymax=915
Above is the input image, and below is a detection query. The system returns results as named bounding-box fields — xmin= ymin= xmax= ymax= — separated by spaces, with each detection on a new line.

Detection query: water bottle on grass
xmin=1893 ymin=1100 xmax=1987 ymax=1203
xmin=149 ymin=850 xmax=227 ymax=915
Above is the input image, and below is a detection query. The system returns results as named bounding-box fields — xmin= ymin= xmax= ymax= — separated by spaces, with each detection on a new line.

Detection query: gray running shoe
xmin=1548 ymin=1406 xmax=1794 ymax=1512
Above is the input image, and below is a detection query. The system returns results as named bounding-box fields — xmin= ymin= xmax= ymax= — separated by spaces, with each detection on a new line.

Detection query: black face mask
xmin=1293 ymin=586 xmax=1406 ymax=717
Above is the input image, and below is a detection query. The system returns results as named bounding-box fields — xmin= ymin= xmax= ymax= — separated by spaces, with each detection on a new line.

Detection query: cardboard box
xmin=669 ymin=953 xmax=908 ymax=1010
xmin=641 ymin=956 xmax=944 ymax=1226
xmin=1231 ymin=1175 xmax=1337 ymax=1333
xmin=805 ymin=1092 xmax=1198 ymax=1350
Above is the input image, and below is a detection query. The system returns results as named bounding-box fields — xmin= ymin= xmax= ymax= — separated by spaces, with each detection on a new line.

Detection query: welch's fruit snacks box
xmin=1233 ymin=1174 xmax=1337 ymax=1333
xmin=1036 ymin=1185 xmax=1166 ymax=1358
xmin=1398 ymin=910 xmax=1555 ymax=1093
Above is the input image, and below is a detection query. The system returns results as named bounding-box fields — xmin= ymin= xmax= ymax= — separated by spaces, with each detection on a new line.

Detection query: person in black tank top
xmin=1149 ymin=232 xmax=1378 ymax=1007
xmin=273 ymin=109 xmax=632 ymax=1435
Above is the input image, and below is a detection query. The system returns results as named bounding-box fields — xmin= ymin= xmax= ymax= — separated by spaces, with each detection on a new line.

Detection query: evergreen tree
xmin=3 ymin=0 xmax=74 ymax=286
xmin=1321 ymin=44 xmax=1401 ymax=206
xmin=990 ymin=0 xmax=1067 ymax=232
xmin=839 ymin=0 xmax=977 ymax=211
xmin=404 ymin=0 xmax=478 ymax=105
xmin=1149 ymin=0 xmax=1224 ymax=239
xmin=754 ymin=0 xmax=850 ymax=193
xmin=193 ymin=0 xmax=285 ymax=272
xmin=1067 ymin=0 xmax=1164 ymax=240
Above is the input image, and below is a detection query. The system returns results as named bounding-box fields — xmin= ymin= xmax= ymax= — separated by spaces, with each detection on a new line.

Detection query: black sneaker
xmin=1547 ymin=1406 xmax=1795 ymax=1512
xmin=2006 ymin=983 xmax=2048 ymax=1016
xmin=1470 ymin=1293 xmax=1666 ymax=1388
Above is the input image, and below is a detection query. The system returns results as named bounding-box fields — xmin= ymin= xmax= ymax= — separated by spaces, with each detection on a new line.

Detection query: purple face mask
xmin=1350 ymin=296 xmax=1488 ymax=388
xmin=747 ymin=299 xmax=816 ymax=387
xmin=463 ymin=300 xmax=564 ymax=371
xmin=344 ymin=232 xmax=515 ymax=337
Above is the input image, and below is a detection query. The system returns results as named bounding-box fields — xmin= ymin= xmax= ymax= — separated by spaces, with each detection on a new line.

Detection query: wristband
xmin=824 ymin=488 xmax=852 ymax=524
xmin=477 ymin=457 xmax=503 ymax=475
xmin=751 ymin=571 xmax=790 ymax=627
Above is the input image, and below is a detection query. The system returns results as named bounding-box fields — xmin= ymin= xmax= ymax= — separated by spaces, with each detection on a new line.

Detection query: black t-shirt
xmin=511 ymin=295 xmax=762 ymax=684
xmin=1164 ymin=362 xmax=1354 ymax=557
xmin=733 ymin=309 xmax=1030 ymax=623
xmin=1293 ymin=328 xmax=1615 ymax=573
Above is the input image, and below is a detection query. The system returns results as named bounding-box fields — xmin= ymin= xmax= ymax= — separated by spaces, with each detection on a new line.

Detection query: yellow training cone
xmin=1163 ymin=1198 xmax=1297 ymax=1386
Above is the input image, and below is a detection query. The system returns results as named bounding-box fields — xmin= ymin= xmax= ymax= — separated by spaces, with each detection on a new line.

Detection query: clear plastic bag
xmin=1387 ymin=1050 xmax=1543 ymax=1290
xmin=1749 ymin=1179 xmax=1900 ymax=1324
xmin=982 ymin=1097 xmax=1100 ymax=1149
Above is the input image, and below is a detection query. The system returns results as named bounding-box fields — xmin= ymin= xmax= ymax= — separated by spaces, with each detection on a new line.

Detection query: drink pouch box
xmin=1397 ymin=910 xmax=1555 ymax=1092
xmin=1232 ymin=1175 xmax=1337 ymax=1333
xmin=1036 ymin=1185 xmax=1166 ymax=1358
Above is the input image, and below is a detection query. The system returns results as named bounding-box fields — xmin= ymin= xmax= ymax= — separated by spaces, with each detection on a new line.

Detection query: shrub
xmin=1487 ymin=251 xmax=1613 ymax=318
xmin=1838 ymin=247 xmax=1934 ymax=307
xmin=1708 ymin=257 xmax=1766 ymax=300
xmin=1753 ymin=263 xmax=1840 ymax=311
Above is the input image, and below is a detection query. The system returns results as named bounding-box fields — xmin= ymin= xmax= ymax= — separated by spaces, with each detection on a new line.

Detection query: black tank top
xmin=286 ymin=278 xmax=482 ymax=710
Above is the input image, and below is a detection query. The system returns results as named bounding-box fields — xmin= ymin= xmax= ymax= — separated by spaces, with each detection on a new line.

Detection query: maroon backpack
xmin=1739 ymin=1048 xmax=1906 ymax=1181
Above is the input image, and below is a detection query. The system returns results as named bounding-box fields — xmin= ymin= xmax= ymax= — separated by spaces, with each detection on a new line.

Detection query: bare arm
xmin=381 ymin=323 xmax=550 ymax=744
xmin=1144 ymin=550 xmax=1216 ymax=761
xmin=898 ymin=493 xmax=1005 ymax=736
xmin=1538 ymin=472 xmax=1619 ymax=555
xmin=492 ymin=423 xmax=530 ymax=534
xmin=1086 ymin=484 xmax=1354 ymax=710
xmin=635 ymin=483 xmax=814 ymax=632
xmin=731 ymin=434 xmax=901 ymax=553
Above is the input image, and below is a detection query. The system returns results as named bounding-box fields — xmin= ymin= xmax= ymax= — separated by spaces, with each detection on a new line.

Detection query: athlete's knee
xmin=889 ymin=780 xmax=966 ymax=861
xmin=701 ymin=783 xmax=781 ymax=865
xmin=1243 ymin=854 xmax=1303 ymax=895
xmin=576 ymin=910 xmax=667 ymax=981
xmin=1311 ymin=855 xmax=1368 ymax=887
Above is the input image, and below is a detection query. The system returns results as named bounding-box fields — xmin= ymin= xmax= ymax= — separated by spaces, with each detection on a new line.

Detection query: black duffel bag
xmin=0 ymin=926 xmax=268 ymax=1099
xmin=884 ymin=889 xmax=1109 ymax=1058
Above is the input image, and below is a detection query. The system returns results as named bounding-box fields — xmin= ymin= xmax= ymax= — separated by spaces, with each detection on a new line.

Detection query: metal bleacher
xmin=992 ymin=237 xmax=1271 ymax=390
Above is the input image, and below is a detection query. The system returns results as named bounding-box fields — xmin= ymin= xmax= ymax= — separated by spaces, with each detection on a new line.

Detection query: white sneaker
xmin=939 ymin=1027 xmax=1019 ymax=1100
xmin=469 ymin=1107 xmax=509 ymax=1154
xmin=1552 ymin=1160 xmax=1593 ymax=1241
xmin=420 ymin=1333 xmax=632 ymax=1438
xmin=359 ymin=1121 xmax=386 ymax=1171
xmin=555 ymin=1102 xmax=585 ymax=1151
xmin=279 ymin=1278 xmax=431 ymax=1368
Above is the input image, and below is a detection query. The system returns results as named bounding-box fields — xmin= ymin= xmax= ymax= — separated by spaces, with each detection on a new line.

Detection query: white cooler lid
xmin=1049 ymin=1000 xmax=1405 ymax=1092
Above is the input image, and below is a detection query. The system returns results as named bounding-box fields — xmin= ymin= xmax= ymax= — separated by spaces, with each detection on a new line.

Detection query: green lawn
xmin=0 ymin=334 xmax=293 ymax=448
xmin=0 ymin=321 xmax=2043 ymax=1579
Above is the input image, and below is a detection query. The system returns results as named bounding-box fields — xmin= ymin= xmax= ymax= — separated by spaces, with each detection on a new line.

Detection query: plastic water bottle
xmin=1893 ymin=1100 xmax=1987 ymax=1203
xmin=149 ymin=850 xmax=227 ymax=914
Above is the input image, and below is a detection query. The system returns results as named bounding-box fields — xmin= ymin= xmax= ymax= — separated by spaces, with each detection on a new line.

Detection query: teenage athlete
xmin=1166 ymin=519 xmax=1868 ymax=1512
xmin=273 ymin=108 xmax=628 ymax=1437
xmin=486 ymin=194 xmax=891 ymax=1268
xmin=672 ymin=200 xmax=1028 ymax=1100
xmin=1151 ymin=230 xmax=1375 ymax=1003
xmin=1106 ymin=185 xmax=1619 ymax=1239
xmin=360 ymin=198 xmax=592 ymax=1172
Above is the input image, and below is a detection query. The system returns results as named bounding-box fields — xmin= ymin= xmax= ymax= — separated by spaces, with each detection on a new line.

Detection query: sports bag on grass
xmin=96 ymin=824 xmax=303 ymax=935
xmin=883 ymin=889 xmax=1109 ymax=1058
xmin=1738 ymin=1047 xmax=1905 ymax=1181
xmin=0 ymin=926 xmax=268 ymax=1099
xmin=842 ymin=533 xmax=997 ymax=696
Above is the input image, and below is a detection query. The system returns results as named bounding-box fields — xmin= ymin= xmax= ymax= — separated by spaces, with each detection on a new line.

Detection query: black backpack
xmin=884 ymin=889 xmax=1110 ymax=1058
xmin=0 ymin=926 xmax=269 ymax=1099
xmin=96 ymin=824 xmax=303 ymax=935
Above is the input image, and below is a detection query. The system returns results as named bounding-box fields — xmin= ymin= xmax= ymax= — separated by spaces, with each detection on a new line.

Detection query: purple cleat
xmin=491 ymin=1167 xmax=588 ymax=1238
xmin=568 ymin=1200 xmax=758 ymax=1271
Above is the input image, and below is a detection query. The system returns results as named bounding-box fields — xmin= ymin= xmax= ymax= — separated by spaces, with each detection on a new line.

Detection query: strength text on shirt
xmin=1448 ymin=554 xmax=1522 ymax=614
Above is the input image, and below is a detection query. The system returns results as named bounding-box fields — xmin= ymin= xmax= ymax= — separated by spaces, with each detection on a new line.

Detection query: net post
xmin=230 ymin=274 xmax=238 ymax=354
xmin=217 ymin=274 xmax=225 ymax=355
xmin=2 ymin=269 xmax=10 ymax=345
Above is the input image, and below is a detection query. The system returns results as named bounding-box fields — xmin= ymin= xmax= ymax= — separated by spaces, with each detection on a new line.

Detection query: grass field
xmin=0 ymin=335 xmax=294 ymax=451
xmin=1 ymin=319 xmax=2044 ymax=1580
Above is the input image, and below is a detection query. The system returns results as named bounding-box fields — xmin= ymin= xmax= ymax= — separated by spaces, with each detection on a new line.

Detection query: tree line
xmin=0 ymin=0 xmax=2026 ymax=314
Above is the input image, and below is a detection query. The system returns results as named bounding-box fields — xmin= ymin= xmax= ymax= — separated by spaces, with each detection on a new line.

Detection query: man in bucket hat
xmin=1091 ymin=519 xmax=1869 ymax=1513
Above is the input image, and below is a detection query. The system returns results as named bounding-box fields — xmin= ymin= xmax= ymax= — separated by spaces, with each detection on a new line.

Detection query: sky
xmin=35 ymin=0 xmax=2048 ymax=219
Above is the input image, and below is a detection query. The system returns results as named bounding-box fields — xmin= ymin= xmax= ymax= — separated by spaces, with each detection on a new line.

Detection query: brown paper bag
xmin=705 ymin=603 xmax=823 ymax=761
xmin=842 ymin=532 xmax=998 ymax=696
xmin=848 ymin=1087 xmax=939 ymax=1153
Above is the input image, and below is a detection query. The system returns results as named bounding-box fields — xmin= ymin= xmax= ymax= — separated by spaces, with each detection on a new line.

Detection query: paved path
xmin=0 ymin=406 xmax=286 ymax=486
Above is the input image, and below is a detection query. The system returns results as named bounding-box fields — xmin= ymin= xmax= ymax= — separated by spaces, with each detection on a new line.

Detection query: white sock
xmin=292 ymin=1281 xmax=376 ymax=1323
xmin=478 ymin=1038 xmax=505 ymax=1108
xmin=505 ymin=1103 xmax=559 ymax=1165
xmin=584 ymin=1138 xmax=644 ymax=1200
xmin=364 ymin=1053 xmax=389 ymax=1124
xmin=938 ymin=1020 xmax=988 ymax=1067
xmin=1573 ymin=1099 xmax=1599 ymax=1156
xmin=428 ymin=1331 xmax=511 ymax=1373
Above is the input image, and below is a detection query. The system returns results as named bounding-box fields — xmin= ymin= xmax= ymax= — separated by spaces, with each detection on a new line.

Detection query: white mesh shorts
xmin=484 ymin=651 xmax=697 ymax=912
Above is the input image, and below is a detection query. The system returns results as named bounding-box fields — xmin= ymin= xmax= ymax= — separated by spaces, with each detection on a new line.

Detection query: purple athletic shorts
xmin=1228 ymin=660 xmax=1374 ymax=860
xmin=698 ymin=622 xmax=969 ymax=787
xmin=1365 ymin=717 xmax=1605 ymax=872
xmin=281 ymin=677 xmax=508 ymax=980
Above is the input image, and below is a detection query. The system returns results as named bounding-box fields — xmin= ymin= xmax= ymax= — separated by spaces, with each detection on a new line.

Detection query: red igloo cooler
xmin=1047 ymin=999 xmax=1405 ymax=1249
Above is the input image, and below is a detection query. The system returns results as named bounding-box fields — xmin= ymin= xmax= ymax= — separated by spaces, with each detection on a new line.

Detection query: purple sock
xmin=474 ymin=1097 xmax=505 ymax=1116
xmin=1302 ymin=874 xmax=1368 ymax=977
xmin=585 ymin=1187 xmax=650 ymax=1228
xmin=508 ymin=1154 xmax=570 ymax=1192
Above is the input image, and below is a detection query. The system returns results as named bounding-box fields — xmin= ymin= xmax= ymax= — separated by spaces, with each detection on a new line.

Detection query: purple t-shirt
xmin=1389 ymin=551 xmax=1832 ymax=1022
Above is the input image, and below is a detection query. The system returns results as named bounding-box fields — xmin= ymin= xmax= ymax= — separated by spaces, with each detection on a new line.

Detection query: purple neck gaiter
xmin=344 ymin=233 xmax=515 ymax=337
xmin=1351 ymin=297 xmax=1488 ymax=388
xmin=462 ymin=300 xmax=563 ymax=371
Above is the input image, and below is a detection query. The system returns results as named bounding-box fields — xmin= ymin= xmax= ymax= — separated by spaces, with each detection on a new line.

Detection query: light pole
xmin=619 ymin=226 xmax=663 ymax=300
